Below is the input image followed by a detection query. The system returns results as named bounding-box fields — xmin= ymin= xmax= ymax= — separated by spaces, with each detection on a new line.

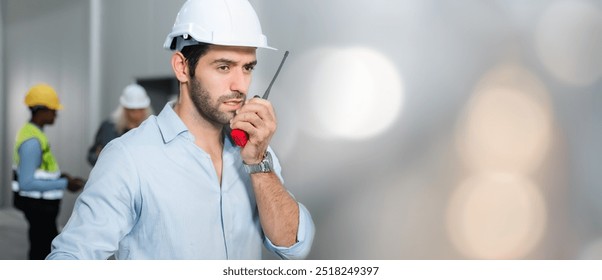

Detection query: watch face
xmin=260 ymin=151 xmax=273 ymax=172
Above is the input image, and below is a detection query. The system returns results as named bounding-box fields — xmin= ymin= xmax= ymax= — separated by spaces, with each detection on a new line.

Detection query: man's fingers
xmin=238 ymin=98 xmax=276 ymax=121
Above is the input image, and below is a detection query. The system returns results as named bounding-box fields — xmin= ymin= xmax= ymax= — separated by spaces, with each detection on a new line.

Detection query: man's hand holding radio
xmin=231 ymin=97 xmax=277 ymax=165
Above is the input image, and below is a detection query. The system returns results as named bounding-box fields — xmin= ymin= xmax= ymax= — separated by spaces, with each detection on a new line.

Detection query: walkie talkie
xmin=230 ymin=51 xmax=290 ymax=147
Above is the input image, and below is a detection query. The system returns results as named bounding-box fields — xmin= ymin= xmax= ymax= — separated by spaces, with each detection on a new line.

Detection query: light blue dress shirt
xmin=47 ymin=102 xmax=314 ymax=260
xmin=16 ymin=137 xmax=67 ymax=193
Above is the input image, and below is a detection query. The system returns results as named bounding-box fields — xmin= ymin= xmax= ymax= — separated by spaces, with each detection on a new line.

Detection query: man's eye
xmin=244 ymin=65 xmax=255 ymax=72
xmin=218 ymin=66 xmax=230 ymax=71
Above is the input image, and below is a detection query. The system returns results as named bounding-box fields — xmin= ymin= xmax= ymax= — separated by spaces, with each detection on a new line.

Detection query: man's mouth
xmin=223 ymin=99 xmax=244 ymax=110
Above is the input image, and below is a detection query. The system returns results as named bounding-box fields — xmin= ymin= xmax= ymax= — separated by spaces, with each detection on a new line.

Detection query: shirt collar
xmin=156 ymin=101 xmax=240 ymax=149
xmin=157 ymin=101 xmax=190 ymax=143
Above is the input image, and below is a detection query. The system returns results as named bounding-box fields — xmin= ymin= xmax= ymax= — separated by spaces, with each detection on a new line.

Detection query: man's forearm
xmin=251 ymin=172 xmax=299 ymax=247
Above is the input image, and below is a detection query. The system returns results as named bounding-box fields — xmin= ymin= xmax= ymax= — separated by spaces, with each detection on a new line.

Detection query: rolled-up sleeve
xmin=263 ymin=202 xmax=315 ymax=259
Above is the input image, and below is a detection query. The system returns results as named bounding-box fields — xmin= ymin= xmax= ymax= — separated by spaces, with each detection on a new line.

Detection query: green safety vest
xmin=13 ymin=122 xmax=60 ymax=175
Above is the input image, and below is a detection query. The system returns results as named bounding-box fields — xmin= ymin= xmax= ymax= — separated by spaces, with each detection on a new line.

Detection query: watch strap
xmin=243 ymin=151 xmax=273 ymax=174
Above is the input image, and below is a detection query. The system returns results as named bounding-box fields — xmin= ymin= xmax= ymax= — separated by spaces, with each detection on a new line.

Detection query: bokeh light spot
xmin=301 ymin=47 xmax=404 ymax=140
xmin=447 ymin=173 xmax=547 ymax=259
xmin=456 ymin=64 xmax=553 ymax=174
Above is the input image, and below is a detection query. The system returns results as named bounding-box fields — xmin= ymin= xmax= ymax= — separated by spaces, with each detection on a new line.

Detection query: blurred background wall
xmin=1 ymin=0 xmax=601 ymax=259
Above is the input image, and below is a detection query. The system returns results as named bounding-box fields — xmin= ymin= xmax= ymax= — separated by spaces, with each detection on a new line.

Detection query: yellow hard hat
xmin=24 ymin=83 xmax=64 ymax=110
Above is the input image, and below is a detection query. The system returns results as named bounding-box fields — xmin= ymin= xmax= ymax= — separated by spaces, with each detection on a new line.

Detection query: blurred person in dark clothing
xmin=87 ymin=83 xmax=152 ymax=166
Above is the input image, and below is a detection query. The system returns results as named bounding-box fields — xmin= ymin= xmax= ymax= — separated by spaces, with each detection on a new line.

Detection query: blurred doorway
xmin=136 ymin=77 xmax=179 ymax=114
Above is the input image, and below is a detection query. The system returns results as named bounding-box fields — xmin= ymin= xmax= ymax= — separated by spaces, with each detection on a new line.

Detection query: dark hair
xmin=180 ymin=42 xmax=210 ymax=78
xmin=29 ymin=105 xmax=50 ymax=115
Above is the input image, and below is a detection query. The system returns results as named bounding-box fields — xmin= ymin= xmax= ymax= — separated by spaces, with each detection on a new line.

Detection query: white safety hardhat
xmin=163 ymin=0 xmax=275 ymax=51
xmin=120 ymin=84 xmax=150 ymax=109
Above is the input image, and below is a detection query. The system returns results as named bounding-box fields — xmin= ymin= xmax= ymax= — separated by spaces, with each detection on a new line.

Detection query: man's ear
xmin=171 ymin=52 xmax=189 ymax=83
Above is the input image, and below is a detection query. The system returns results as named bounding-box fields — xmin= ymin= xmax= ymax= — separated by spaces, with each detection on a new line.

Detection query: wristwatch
xmin=243 ymin=151 xmax=273 ymax=174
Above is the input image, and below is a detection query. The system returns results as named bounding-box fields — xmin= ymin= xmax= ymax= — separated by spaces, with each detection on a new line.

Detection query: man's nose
xmin=229 ymin=69 xmax=250 ymax=94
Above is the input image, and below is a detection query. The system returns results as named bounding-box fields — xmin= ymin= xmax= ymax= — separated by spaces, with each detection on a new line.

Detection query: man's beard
xmin=189 ymin=77 xmax=244 ymax=126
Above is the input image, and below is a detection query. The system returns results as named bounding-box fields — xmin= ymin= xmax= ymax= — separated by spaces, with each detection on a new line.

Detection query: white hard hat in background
xmin=164 ymin=0 xmax=275 ymax=51
xmin=120 ymin=84 xmax=150 ymax=109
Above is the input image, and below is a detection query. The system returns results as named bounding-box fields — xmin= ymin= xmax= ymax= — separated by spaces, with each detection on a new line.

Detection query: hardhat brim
xmin=163 ymin=30 xmax=277 ymax=51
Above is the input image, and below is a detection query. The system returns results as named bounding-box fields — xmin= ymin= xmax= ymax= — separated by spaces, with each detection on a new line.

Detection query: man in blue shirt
xmin=13 ymin=83 xmax=85 ymax=259
xmin=47 ymin=0 xmax=315 ymax=259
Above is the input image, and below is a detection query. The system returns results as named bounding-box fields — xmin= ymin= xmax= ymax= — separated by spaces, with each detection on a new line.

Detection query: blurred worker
xmin=12 ymin=83 xmax=85 ymax=260
xmin=87 ymin=83 xmax=152 ymax=166
xmin=48 ymin=0 xmax=314 ymax=260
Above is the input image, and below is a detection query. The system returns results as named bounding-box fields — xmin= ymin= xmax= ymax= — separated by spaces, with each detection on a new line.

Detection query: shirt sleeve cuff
xmin=264 ymin=202 xmax=315 ymax=260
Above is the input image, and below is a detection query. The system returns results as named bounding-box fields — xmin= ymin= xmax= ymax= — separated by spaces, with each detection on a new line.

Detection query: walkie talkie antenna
xmin=261 ymin=50 xmax=289 ymax=100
